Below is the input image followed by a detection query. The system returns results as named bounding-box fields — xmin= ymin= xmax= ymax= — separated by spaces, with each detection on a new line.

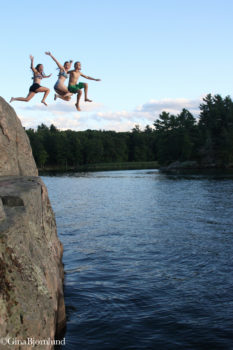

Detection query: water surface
xmin=43 ymin=170 xmax=233 ymax=350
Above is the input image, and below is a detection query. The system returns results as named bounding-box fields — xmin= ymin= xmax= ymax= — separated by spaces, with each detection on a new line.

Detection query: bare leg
xmin=83 ymin=83 xmax=92 ymax=102
xmin=75 ymin=90 xmax=82 ymax=111
xmin=55 ymin=93 xmax=72 ymax=102
xmin=10 ymin=92 xmax=35 ymax=103
xmin=54 ymin=87 xmax=72 ymax=102
xmin=41 ymin=90 xmax=50 ymax=106
xmin=63 ymin=92 xmax=73 ymax=98
xmin=35 ymin=87 xmax=50 ymax=106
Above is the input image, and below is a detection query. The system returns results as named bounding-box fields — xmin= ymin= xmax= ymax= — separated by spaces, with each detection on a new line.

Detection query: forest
xmin=26 ymin=94 xmax=233 ymax=170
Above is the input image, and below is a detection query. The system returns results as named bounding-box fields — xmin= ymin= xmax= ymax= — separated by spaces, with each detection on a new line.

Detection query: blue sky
xmin=1 ymin=0 xmax=233 ymax=131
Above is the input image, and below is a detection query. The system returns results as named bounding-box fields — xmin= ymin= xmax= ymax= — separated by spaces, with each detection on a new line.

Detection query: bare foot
xmin=41 ymin=100 xmax=48 ymax=106
xmin=85 ymin=98 xmax=92 ymax=102
xmin=75 ymin=104 xmax=81 ymax=111
xmin=54 ymin=94 xmax=57 ymax=101
xmin=10 ymin=97 xmax=14 ymax=103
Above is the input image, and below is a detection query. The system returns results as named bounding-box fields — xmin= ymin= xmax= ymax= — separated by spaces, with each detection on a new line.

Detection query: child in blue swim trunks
xmin=68 ymin=61 xmax=101 ymax=111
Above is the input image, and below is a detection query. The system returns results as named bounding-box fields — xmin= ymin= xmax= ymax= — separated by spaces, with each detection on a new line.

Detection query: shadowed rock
xmin=1 ymin=196 xmax=24 ymax=207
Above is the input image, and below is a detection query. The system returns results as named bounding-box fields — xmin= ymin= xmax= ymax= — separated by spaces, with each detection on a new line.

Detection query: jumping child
xmin=45 ymin=51 xmax=73 ymax=101
xmin=68 ymin=61 xmax=101 ymax=111
xmin=10 ymin=55 xmax=52 ymax=106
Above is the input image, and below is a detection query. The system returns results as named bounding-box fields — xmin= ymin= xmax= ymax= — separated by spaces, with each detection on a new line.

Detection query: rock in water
xmin=0 ymin=96 xmax=38 ymax=176
xmin=0 ymin=97 xmax=66 ymax=349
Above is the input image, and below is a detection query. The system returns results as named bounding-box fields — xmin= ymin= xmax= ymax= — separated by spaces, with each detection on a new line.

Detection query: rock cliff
xmin=0 ymin=97 xmax=38 ymax=176
xmin=0 ymin=97 xmax=66 ymax=349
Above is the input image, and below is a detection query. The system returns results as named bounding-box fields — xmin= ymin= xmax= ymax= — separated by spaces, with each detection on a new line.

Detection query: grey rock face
xmin=0 ymin=97 xmax=38 ymax=176
xmin=0 ymin=98 xmax=66 ymax=349
xmin=0 ymin=199 xmax=6 ymax=222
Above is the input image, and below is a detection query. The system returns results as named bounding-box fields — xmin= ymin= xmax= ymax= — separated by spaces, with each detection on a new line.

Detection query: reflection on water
xmin=43 ymin=170 xmax=233 ymax=350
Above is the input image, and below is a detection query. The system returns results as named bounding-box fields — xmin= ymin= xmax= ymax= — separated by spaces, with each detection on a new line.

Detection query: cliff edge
xmin=0 ymin=97 xmax=38 ymax=176
xmin=0 ymin=97 xmax=66 ymax=349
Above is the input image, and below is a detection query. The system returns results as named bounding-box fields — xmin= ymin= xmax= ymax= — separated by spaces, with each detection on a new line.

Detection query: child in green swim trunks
xmin=68 ymin=61 xmax=101 ymax=111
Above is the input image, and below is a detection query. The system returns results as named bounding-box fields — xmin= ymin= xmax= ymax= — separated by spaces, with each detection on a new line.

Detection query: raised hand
xmin=96 ymin=79 xmax=101 ymax=81
xmin=30 ymin=55 xmax=34 ymax=60
xmin=45 ymin=51 xmax=51 ymax=56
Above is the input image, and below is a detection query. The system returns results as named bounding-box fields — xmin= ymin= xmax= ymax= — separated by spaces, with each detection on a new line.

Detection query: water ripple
xmin=43 ymin=170 xmax=233 ymax=350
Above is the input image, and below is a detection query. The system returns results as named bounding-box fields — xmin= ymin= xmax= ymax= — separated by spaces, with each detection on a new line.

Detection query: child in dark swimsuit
xmin=10 ymin=55 xmax=52 ymax=106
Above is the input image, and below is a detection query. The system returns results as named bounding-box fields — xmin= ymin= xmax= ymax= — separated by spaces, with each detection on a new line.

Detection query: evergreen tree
xmin=26 ymin=94 xmax=233 ymax=169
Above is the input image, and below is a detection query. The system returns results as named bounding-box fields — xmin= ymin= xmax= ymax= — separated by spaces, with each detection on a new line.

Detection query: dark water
xmin=43 ymin=170 xmax=233 ymax=350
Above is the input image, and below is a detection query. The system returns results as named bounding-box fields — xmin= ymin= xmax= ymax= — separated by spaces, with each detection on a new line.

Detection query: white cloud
xmin=18 ymin=96 xmax=204 ymax=132
xmin=137 ymin=97 xmax=202 ymax=117
xmin=19 ymin=112 xmax=82 ymax=131
xmin=18 ymin=114 xmax=37 ymax=129
xmin=19 ymin=100 xmax=104 ymax=114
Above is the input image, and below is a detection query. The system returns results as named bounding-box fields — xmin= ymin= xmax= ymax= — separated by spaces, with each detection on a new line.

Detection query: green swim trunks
xmin=68 ymin=82 xmax=85 ymax=93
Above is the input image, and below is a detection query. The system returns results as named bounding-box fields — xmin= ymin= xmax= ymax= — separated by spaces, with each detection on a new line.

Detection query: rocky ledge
xmin=0 ymin=97 xmax=65 ymax=349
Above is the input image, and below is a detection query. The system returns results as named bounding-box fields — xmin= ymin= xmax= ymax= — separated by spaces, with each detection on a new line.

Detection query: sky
xmin=1 ymin=0 xmax=233 ymax=131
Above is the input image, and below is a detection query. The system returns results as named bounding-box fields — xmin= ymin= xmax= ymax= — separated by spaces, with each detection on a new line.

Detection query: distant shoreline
xmin=38 ymin=160 xmax=233 ymax=176
xmin=39 ymin=161 xmax=159 ymax=174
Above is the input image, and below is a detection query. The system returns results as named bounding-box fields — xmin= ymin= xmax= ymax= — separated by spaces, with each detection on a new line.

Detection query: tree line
xmin=26 ymin=94 xmax=233 ymax=169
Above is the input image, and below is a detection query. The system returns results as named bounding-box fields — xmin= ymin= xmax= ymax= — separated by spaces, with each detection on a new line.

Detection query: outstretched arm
xmin=45 ymin=51 xmax=64 ymax=71
xmin=30 ymin=55 xmax=37 ymax=74
xmin=43 ymin=73 xmax=52 ymax=78
xmin=80 ymin=73 xmax=101 ymax=81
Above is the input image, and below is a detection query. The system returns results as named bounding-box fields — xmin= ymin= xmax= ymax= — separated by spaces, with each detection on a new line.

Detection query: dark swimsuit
xmin=29 ymin=83 xmax=41 ymax=93
xmin=29 ymin=74 xmax=43 ymax=93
